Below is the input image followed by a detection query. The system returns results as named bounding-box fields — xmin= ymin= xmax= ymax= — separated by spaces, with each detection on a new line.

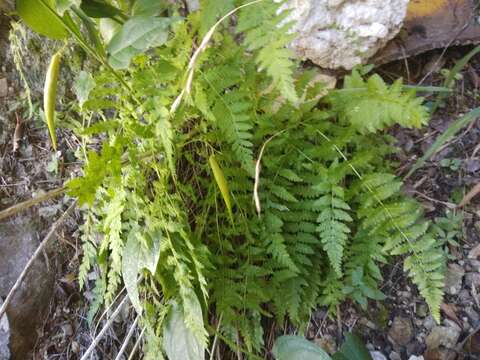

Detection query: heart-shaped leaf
xmin=272 ymin=336 xmax=332 ymax=360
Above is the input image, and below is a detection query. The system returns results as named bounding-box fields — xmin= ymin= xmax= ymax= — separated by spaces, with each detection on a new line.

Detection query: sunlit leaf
xmin=163 ymin=301 xmax=205 ymax=360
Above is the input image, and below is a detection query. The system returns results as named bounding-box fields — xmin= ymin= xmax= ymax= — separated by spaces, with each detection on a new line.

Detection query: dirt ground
xmin=1 ymin=15 xmax=480 ymax=360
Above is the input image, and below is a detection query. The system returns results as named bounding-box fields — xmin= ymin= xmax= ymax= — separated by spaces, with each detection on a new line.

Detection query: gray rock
xmin=425 ymin=326 xmax=461 ymax=350
xmin=408 ymin=356 xmax=424 ymax=360
xmin=283 ymin=0 xmax=409 ymax=69
xmin=0 ymin=299 xmax=10 ymax=360
xmin=389 ymin=351 xmax=401 ymax=360
xmin=465 ymin=272 xmax=480 ymax=288
xmin=370 ymin=351 xmax=387 ymax=360
xmin=423 ymin=315 xmax=436 ymax=331
xmin=0 ymin=218 xmax=55 ymax=359
xmin=388 ymin=316 xmax=413 ymax=346
xmin=444 ymin=263 xmax=465 ymax=295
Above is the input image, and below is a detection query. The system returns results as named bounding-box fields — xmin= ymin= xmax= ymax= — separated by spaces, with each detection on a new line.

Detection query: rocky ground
xmin=1 ymin=11 xmax=480 ymax=360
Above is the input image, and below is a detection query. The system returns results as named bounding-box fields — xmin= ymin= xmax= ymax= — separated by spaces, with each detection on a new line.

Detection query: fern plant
xmin=18 ymin=0 xmax=447 ymax=357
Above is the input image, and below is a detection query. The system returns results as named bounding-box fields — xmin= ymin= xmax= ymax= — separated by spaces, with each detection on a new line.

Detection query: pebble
xmin=465 ymin=272 xmax=480 ymax=288
xmin=389 ymin=351 xmax=401 ymax=360
xmin=388 ymin=316 xmax=413 ymax=346
xmin=416 ymin=303 xmax=429 ymax=318
xmin=465 ymin=306 xmax=480 ymax=322
xmin=425 ymin=326 xmax=461 ymax=349
xmin=444 ymin=263 xmax=465 ymax=295
xmin=423 ymin=315 xmax=436 ymax=331
xmin=408 ymin=356 xmax=424 ymax=360
xmin=370 ymin=351 xmax=387 ymax=360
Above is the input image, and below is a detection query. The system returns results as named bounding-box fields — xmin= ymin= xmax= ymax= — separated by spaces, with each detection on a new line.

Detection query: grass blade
xmin=405 ymin=106 xmax=480 ymax=179
xmin=431 ymin=45 xmax=480 ymax=113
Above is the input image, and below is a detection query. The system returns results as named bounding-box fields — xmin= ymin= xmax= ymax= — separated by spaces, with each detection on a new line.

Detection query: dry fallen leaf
xmin=458 ymin=183 xmax=480 ymax=208
xmin=12 ymin=112 xmax=22 ymax=153
xmin=440 ymin=303 xmax=461 ymax=326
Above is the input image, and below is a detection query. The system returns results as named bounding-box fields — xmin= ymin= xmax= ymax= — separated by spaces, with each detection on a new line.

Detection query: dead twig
xmin=0 ymin=201 xmax=76 ymax=319
xmin=0 ymin=185 xmax=66 ymax=221
xmin=12 ymin=112 xmax=22 ymax=153
xmin=114 ymin=314 xmax=139 ymax=360
xmin=458 ymin=183 xmax=480 ymax=208
xmin=81 ymin=295 xmax=130 ymax=360
xmin=254 ymin=131 xmax=285 ymax=216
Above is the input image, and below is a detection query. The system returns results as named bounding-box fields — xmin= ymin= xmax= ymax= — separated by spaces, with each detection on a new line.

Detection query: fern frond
xmin=328 ymin=70 xmax=429 ymax=133
xmin=315 ymin=184 xmax=351 ymax=276
xmin=237 ymin=1 xmax=298 ymax=103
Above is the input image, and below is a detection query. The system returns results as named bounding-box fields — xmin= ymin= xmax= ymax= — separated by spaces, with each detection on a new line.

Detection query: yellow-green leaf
xmin=209 ymin=155 xmax=233 ymax=223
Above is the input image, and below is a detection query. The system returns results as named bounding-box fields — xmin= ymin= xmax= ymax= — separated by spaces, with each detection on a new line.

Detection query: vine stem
xmin=0 ymin=201 xmax=76 ymax=319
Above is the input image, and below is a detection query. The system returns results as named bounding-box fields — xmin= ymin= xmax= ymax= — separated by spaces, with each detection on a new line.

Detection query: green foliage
xmin=272 ymin=333 xmax=372 ymax=360
xmin=23 ymin=0 xmax=448 ymax=357
xmin=328 ymin=71 xmax=429 ymax=133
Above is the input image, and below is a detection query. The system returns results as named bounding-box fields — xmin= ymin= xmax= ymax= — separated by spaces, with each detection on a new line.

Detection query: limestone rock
xmin=0 ymin=218 xmax=55 ymax=359
xmin=283 ymin=0 xmax=409 ymax=69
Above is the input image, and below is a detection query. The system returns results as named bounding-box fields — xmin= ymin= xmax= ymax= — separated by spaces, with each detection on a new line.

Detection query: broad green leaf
xmin=163 ymin=301 xmax=205 ymax=360
xmin=332 ymin=334 xmax=372 ymax=360
xmin=80 ymin=0 xmax=124 ymax=18
xmin=74 ymin=71 xmax=95 ymax=108
xmin=17 ymin=0 xmax=68 ymax=39
xmin=272 ymin=336 xmax=331 ymax=360
xmin=56 ymin=0 xmax=80 ymax=14
xmin=121 ymin=228 xmax=161 ymax=315
xmin=122 ymin=231 xmax=142 ymax=314
xmin=132 ymin=0 xmax=167 ymax=15
xmin=106 ymin=16 xmax=176 ymax=69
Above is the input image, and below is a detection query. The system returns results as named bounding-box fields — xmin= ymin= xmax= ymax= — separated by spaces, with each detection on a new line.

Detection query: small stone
xmin=465 ymin=306 xmax=480 ymax=322
xmin=71 ymin=341 xmax=80 ymax=354
xmin=388 ymin=316 xmax=413 ymax=346
xmin=423 ymin=315 xmax=436 ymax=331
xmin=408 ymin=356 xmax=424 ymax=360
xmin=358 ymin=317 xmax=378 ymax=330
xmin=61 ymin=323 xmax=73 ymax=337
xmin=416 ymin=303 xmax=429 ymax=318
xmin=425 ymin=326 xmax=461 ymax=349
xmin=389 ymin=351 xmax=402 ymax=360
xmin=465 ymin=272 xmax=480 ymax=288
xmin=0 ymin=78 xmax=6 ymax=98
xmin=370 ymin=351 xmax=387 ymax=360
xmin=444 ymin=263 xmax=465 ymax=295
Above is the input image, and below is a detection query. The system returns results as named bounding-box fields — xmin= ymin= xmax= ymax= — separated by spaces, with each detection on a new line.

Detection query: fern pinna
xmin=66 ymin=0 xmax=446 ymax=357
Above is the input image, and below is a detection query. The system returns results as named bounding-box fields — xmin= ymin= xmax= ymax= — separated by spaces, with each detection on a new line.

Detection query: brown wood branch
xmin=0 ymin=186 xmax=66 ymax=221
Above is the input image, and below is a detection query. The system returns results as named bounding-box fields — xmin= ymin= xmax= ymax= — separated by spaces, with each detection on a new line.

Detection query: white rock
xmin=283 ymin=0 xmax=409 ymax=69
